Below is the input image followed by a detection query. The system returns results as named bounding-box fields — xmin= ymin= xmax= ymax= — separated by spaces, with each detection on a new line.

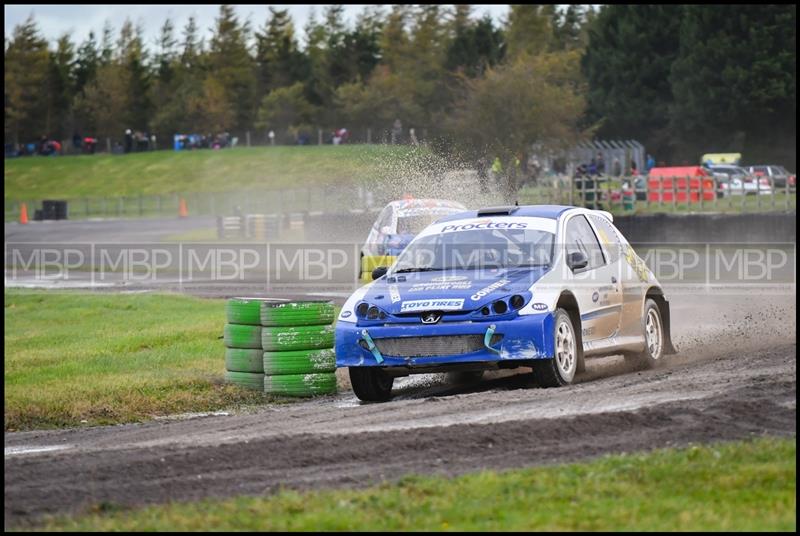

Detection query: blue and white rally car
xmin=335 ymin=205 xmax=677 ymax=402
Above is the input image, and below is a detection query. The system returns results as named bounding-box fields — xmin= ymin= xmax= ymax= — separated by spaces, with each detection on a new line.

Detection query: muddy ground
xmin=4 ymin=290 xmax=795 ymax=527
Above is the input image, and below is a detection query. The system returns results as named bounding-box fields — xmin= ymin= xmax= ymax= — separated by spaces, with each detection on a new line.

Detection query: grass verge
xmin=27 ymin=437 xmax=796 ymax=531
xmin=4 ymin=145 xmax=427 ymax=201
xmin=4 ymin=289 xmax=275 ymax=431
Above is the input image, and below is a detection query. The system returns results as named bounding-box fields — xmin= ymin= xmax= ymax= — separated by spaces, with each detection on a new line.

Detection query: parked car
xmin=336 ymin=204 xmax=677 ymax=401
xmin=710 ymin=165 xmax=772 ymax=196
xmin=744 ymin=165 xmax=796 ymax=189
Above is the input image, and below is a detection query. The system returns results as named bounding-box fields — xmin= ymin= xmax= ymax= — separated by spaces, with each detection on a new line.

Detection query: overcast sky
xmin=5 ymin=4 xmax=512 ymax=48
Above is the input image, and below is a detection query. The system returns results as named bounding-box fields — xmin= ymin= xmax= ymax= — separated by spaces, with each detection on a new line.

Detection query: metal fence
xmin=518 ymin=174 xmax=797 ymax=214
xmin=5 ymin=174 xmax=796 ymax=223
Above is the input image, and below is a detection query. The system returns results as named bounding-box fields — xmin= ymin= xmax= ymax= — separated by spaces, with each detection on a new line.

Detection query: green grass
xmin=4 ymin=145 xmax=426 ymax=201
xmin=27 ymin=437 xmax=796 ymax=531
xmin=4 ymin=289 xmax=273 ymax=431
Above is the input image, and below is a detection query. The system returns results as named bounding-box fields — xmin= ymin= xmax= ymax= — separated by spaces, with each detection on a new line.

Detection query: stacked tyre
xmin=223 ymin=298 xmax=269 ymax=390
xmin=223 ymin=298 xmax=338 ymax=398
xmin=261 ymin=301 xmax=337 ymax=397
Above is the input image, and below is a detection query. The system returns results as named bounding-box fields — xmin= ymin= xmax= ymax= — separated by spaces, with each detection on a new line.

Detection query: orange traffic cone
xmin=178 ymin=198 xmax=188 ymax=218
xmin=19 ymin=202 xmax=28 ymax=224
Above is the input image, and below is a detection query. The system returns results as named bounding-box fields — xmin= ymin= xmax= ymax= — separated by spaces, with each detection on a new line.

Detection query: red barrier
xmin=647 ymin=166 xmax=716 ymax=202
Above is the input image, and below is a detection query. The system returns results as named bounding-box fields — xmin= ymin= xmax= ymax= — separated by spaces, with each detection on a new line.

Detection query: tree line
xmin=4 ymin=4 xmax=796 ymax=168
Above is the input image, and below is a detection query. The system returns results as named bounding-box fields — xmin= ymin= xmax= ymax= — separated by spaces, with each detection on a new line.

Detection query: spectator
xmin=477 ymin=155 xmax=489 ymax=193
xmin=596 ymin=152 xmax=606 ymax=175
xmin=588 ymin=157 xmax=598 ymax=176
xmin=72 ymin=132 xmax=82 ymax=152
xmin=391 ymin=118 xmax=402 ymax=144
xmin=124 ymin=129 xmax=133 ymax=153
xmin=491 ymin=156 xmax=503 ymax=182
xmin=612 ymin=156 xmax=622 ymax=176
xmin=646 ymin=154 xmax=656 ymax=172
xmin=630 ymin=159 xmax=638 ymax=176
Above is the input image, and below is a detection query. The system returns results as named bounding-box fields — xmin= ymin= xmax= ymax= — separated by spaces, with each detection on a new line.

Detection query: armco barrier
xmin=613 ymin=212 xmax=796 ymax=244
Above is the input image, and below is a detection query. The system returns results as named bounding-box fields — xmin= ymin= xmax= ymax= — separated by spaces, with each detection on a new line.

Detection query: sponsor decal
xmin=532 ymin=302 xmax=548 ymax=311
xmin=400 ymin=299 xmax=464 ymax=312
xmin=389 ymin=284 xmax=401 ymax=303
xmin=341 ymin=311 xmax=352 ymax=318
xmin=430 ymin=275 xmax=470 ymax=283
xmin=470 ymin=279 xmax=511 ymax=301
xmin=409 ymin=279 xmax=472 ymax=292
xmin=582 ymin=326 xmax=595 ymax=337
xmin=441 ymin=221 xmax=528 ymax=233
xmin=592 ymin=291 xmax=599 ymax=303
xmin=623 ymin=245 xmax=650 ymax=282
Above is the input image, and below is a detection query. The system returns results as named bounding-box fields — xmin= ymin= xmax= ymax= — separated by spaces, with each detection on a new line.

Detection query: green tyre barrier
xmin=263 ymin=372 xmax=338 ymax=397
xmin=261 ymin=325 xmax=334 ymax=352
xmin=224 ymin=371 xmax=265 ymax=390
xmin=260 ymin=301 xmax=335 ymax=327
xmin=225 ymin=348 xmax=265 ymax=373
xmin=226 ymin=297 xmax=277 ymax=326
xmin=224 ymin=324 xmax=262 ymax=349
xmin=263 ymin=348 xmax=335 ymax=375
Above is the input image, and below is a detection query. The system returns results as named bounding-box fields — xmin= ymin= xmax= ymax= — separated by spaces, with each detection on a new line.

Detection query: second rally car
xmin=336 ymin=204 xmax=676 ymax=402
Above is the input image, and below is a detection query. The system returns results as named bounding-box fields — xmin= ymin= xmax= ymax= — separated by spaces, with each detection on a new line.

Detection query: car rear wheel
xmin=349 ymin=367 xmax=394 ymax=402
xmin=625 ymin=298 xmax=664 ymax=370
xmin=532 ymin=309 xmax=577 ymax=387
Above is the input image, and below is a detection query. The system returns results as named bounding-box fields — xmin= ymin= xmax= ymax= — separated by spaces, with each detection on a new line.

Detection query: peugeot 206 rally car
xmin=336 ymin=205 xmax=677 ymax=402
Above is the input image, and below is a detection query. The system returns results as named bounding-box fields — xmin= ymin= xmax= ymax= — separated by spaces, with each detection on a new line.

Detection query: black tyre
xmin=225 ymin=348 xmax=264 ymax=373
xmin=223 ymin=324 xmax=262 ymax=349
xmin=260 ymin=301 xmax=335 ymax=327
xmin=625 ymin=299 xmax=665 ymax=370
xmin=261 ymin=325 xmax=334 ymax=352
xmin=349 ymin=367 xmax=394 ymax=402
xmin=262 ymin=348 xmax=336 ymax=375
xmin=532 ymin=308 xmax=578 ymax=387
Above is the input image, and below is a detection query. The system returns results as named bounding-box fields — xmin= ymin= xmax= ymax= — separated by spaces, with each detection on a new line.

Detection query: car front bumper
xmin=335 ymin=313 xmax=555 ymax=368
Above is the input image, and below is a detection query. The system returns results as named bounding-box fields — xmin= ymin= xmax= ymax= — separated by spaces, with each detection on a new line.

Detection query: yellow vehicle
xmin=701 ymin=153 xmax=741 ymax=166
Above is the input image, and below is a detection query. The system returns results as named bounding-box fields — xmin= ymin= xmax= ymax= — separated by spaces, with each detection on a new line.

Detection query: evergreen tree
xmin=208 ymin=4 xmax=256 ymax=132
xmin=4 ymin=15 xmax=50 ymax=144
xmin=669 ymin=4 xmax=796 ymax=163
xmin=505 ymin=5 xmax=554 ymax=60
xmin=581 ymin=5 xmax=682 ymax=157
xmin=47 ymin=34 xmax=77 ymax=139
xmin=255 ymin=7 xmax=307 ymax=96
xmin=74 ymin=31 xmax=99 ymax=95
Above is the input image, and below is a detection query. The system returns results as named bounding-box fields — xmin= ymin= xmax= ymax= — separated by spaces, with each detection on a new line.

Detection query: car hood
xmin=362 ymin=266 xmax=550 ymax=314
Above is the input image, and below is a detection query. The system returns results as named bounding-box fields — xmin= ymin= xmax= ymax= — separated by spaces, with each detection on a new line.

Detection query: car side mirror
xmin=567 ymin=251 xmax=589 ymax=271
xmin=372 ymin=266 xmax=388 ymax=280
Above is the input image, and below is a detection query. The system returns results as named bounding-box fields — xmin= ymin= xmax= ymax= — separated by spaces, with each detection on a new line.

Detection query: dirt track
xmin=4 ymin=291 xmax=796 ymax=527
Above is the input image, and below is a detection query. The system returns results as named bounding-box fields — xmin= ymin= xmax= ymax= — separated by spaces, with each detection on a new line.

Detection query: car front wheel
xmin=349 ymin=367 xmax=394 ymax=402
xmin=532 ymin=308 xmax=578 ymax=387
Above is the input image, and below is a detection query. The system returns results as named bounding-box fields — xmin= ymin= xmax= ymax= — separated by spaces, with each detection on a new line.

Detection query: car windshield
xmin=397 ymin=215 xmax=449 ymax=235
xmin=391 ymin=228 xmax=555 ymax=273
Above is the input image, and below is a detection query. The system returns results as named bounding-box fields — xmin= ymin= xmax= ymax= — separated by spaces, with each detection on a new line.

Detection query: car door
xmin=564 ymin=214 xmax=622 ymax=341
xmin=588 ymin=214 xmax=639 ymax=338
